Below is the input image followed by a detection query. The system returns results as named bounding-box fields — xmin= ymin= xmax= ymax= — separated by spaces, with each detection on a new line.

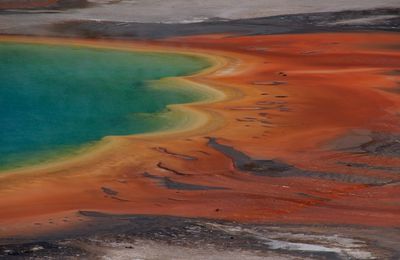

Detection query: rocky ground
xmin=1 ymin=212 xmax=399 ymax=259
xmin=0 ymin=1 xmax=399 ymax=38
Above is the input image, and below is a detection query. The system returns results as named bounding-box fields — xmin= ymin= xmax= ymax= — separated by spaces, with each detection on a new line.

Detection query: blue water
xmin=0 ymin=42 xmax=210 ymax=170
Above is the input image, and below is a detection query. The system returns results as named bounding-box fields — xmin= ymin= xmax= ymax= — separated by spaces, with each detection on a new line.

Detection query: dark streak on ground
xmin=156 ymin=162 xmax=191 ymax=176
xmin=333 ymin=132 xmax=400 ymax=156
xmin=252 ymin=81 xmax=287 ymax=86
xmin=143 ymin=172 xmax=227 ymax=191
xmin=101 ymin=186 xmax=118 ymax=196
xmin=153 ymin=147 xmax=197 ymax=160
xmin=296 ymin=192 xmax=331 ymax=202
xmin=48 ymin=8 xmax=400 ymax=39
xmin=207 ymin=137 xmax=394 ymax=185
xmin=359 ymin=133 xmax=400 ymax=156
xmin=0 ymin=0 xmax=91 ymax=11
xmin=337 ymin=161 xmax=400 ymax=172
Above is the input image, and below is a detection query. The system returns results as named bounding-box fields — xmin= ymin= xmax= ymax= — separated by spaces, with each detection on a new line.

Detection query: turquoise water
xmin=0 ymin=42 xmax=210 ymax=170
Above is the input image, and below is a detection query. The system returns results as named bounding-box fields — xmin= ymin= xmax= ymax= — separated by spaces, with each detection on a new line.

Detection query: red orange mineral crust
xmin=0 ymin=32 xmax=400 ymax=238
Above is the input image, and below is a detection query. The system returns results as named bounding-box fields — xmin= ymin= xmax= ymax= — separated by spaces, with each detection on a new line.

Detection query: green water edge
xmin=0 ymin=41 xmax=217 ymax=172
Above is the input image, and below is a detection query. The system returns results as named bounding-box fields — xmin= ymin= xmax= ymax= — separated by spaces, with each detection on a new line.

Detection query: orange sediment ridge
xmin=0 ymin=33 xmax=400 ymax=238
